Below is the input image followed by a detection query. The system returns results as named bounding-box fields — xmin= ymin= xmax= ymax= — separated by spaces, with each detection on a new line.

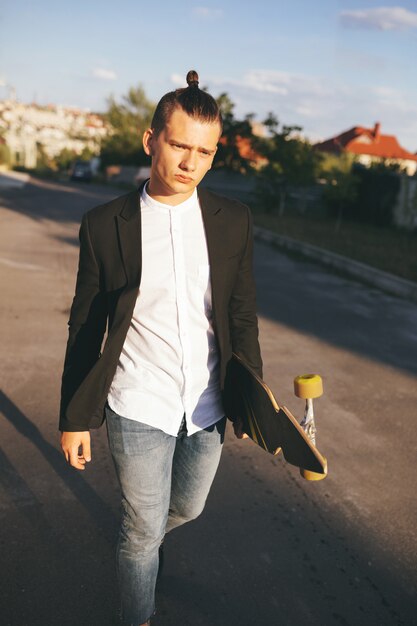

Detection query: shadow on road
xmin=0 ymin=387 xmax=415 ymax=625
xmin=0 ymin=177 xmax=121 ymax=224
xmin=0 ymin=389 xmax=116 ymax=542
xmin=254 ymin=242 xmax=417 ymax=376
xmin=0 ymin=388 xmax=122 ymax=625
xmin=152 ymin=442 xmax=415 ymax=626
xmin=0 ymin=445 xmax=54 ymax=536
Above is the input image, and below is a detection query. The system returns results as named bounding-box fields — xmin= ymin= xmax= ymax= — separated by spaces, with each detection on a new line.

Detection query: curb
xmin=254 ymin=226 xmax=417 ymax=304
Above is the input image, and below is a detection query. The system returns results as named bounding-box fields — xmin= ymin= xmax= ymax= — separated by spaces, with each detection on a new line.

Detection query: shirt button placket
xmin=171 ymin=211 xmax=189 ymax=400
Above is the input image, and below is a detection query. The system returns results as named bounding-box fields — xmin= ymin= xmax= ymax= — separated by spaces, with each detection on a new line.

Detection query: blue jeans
xmin=106 ymin=404 xmax=226 ymax=625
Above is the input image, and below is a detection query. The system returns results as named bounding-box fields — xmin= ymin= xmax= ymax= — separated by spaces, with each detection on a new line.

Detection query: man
xmin=60 ymin=70 xmax=262 ymax=625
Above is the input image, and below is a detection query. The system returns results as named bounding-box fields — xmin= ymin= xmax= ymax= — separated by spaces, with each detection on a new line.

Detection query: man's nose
xmin=180 ymin=150 xmax=197 ymax=172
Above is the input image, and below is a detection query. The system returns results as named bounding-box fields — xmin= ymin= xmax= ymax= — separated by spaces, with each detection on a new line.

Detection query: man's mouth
xmin=175 ymin=174 xmax=193 ymax=183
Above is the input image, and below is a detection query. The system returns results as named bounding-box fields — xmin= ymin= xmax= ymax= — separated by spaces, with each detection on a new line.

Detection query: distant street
xmin=0 ymin=175 xmax=416 ymax=626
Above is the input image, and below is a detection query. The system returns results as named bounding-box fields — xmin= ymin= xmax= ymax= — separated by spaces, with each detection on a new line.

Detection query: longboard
xmin=224 ymin=353 xmax=327 ymax=480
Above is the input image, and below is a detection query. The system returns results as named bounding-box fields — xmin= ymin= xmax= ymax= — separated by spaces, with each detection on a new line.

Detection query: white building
xmin=0 ymin=99 xmax=109 ymax=169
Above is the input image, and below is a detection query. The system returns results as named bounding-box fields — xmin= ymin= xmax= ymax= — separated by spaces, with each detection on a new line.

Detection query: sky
xmin=1 ymin=0 xmax=417 ymax=151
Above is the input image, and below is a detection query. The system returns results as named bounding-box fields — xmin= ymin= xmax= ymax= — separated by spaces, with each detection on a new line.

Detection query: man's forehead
xmin=164 ymin=111 xmax=221 ymax=143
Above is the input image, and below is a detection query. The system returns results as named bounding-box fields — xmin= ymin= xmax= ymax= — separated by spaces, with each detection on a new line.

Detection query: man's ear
xmin=143 ymin=128 xmax=153 ymax=156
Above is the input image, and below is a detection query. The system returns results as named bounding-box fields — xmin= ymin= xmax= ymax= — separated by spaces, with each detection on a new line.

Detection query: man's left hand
xmin=233 ymin=417 xmax=249 ymax=439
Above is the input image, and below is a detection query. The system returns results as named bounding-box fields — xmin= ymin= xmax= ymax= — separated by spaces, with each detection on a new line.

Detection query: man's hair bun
xmin=150 ymin=68 xmax=222 ymax=136
xmin=186 ymin=70 xmax=199 ymax=88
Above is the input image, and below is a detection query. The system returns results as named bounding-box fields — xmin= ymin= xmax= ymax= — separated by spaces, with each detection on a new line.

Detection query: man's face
xmin=143 ymin=107 xmax=221 ymax=205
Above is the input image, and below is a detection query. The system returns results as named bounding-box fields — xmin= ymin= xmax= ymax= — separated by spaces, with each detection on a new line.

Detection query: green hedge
xmin=347 ymin=164 xmax=401 ymax=227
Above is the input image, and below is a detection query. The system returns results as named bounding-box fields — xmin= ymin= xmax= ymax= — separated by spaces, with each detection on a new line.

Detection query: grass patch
xmin=253 ymin=212 xmax=417 ymax=283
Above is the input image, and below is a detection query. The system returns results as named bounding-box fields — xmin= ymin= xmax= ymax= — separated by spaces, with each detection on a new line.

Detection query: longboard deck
xmin=225 ymin=353 xmax=327 ymax=476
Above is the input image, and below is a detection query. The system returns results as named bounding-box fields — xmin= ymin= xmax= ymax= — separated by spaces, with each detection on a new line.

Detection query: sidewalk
xmin=254 ymin=225 xmax=417 ymax=303
xmin=0 ymin=169 xmax=30 ymax=188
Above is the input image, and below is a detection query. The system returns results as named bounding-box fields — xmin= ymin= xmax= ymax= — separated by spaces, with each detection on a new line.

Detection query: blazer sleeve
xmin=228 ymin=206 xmax=263 ymax=378
xmin=59 ymin=212 xmax=108 ymax=431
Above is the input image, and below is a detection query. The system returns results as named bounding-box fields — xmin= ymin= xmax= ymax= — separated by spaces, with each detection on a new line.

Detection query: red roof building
xmin=315 ymin=122 xmax=417 ymax=175
xmin=218 ymin=134 xmax=268 ymax=169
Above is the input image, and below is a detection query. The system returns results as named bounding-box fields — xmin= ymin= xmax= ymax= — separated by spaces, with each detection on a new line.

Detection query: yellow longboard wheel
xmin=300 ymin=457 xmax=328 ymax=481
xmin=294 ymin=374 xmax=323 ymax=400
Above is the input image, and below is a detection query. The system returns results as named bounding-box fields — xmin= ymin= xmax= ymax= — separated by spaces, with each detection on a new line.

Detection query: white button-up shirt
xmin=107 ymin=184 xmax=224 ymax=436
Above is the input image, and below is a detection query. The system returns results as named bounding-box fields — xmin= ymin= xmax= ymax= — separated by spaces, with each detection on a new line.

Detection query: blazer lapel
xmin=198 ymin=185 xmax=224 ymax=254
xmin=116 ymin=189 xmax=142 ymax=286
xmin=198 ymin=187 xmax=227 ymax=331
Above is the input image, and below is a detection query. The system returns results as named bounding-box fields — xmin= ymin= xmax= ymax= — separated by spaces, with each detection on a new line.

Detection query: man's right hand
xmin=60 ymin=431 xmax=91 ymax=470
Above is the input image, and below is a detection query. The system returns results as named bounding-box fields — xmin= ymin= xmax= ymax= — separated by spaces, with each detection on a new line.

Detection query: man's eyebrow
xmin=169 ymin=139 xmax=216 ymax=154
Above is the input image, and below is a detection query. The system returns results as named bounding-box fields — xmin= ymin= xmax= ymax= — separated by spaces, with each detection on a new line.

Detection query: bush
xmin=321 ymin=156 xmax=402 ymax=228
xmin=348 ymin=163 xmax=401 ymax=227
xmin=322 ymin=167 xmax=360 ymax=228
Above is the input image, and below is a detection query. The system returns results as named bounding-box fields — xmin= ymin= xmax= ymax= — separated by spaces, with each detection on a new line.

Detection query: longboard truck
xmin=226 ymin=354 xmax=328 ymax=482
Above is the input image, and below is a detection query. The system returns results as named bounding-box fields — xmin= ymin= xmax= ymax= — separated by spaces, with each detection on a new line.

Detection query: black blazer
xmin=59 ymin=184 xmax=262 ymax=431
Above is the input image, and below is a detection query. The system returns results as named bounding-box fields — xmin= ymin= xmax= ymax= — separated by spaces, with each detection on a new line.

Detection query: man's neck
xmin=146 ymin=179 xmax=196 ymax=206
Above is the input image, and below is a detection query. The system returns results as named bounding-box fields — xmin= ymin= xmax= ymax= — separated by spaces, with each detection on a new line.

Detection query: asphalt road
xmin=0 ymin=175 xmax=416 ymax=626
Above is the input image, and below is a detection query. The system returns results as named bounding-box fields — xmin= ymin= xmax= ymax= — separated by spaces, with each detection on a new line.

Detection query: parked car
xmin=70 ymin=160 xmax=93 ymax=182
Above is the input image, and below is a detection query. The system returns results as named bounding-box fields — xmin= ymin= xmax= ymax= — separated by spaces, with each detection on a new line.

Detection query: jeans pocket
xmin=106 ymin=404 xmax=171 ymax=456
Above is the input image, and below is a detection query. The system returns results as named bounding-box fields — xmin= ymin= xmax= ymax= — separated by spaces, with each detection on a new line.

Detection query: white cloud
xmin=231 ymin=70 xmax=290 ymax=95
xmin=192 ymin=6 xmax=223 ymax=19
xmin=170 ymin=73 xmax=184 ymax=87
xmin=92 ymin=67 xmax=117 ymax=81
xmin=340 ymin=7 xmax=417 ymax=31
xmin=211 ymin=69 xmax=336 ymax=104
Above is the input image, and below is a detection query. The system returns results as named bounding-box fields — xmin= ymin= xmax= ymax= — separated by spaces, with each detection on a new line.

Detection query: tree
xmin=0 ymin=141 xmax=11 ymax=167
xmin=100 ymin=85 xmax=155 ymax=168
xmin=35 ymin=142 xmax=55 ymax=172
xmin=255 ymin=114 xmax=321 ymax=214
xmin=350 ymin=161 xmax=401 ymax=227
xmin=56 ymin=147 xmax=76 ymax=171
xmin=214 ymin=93 xmax=256 ymax=173
xmin=80 ymin=146 xmax=95 ymax=162
xmin=321 ymin=154 xmax=360 ymax=232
